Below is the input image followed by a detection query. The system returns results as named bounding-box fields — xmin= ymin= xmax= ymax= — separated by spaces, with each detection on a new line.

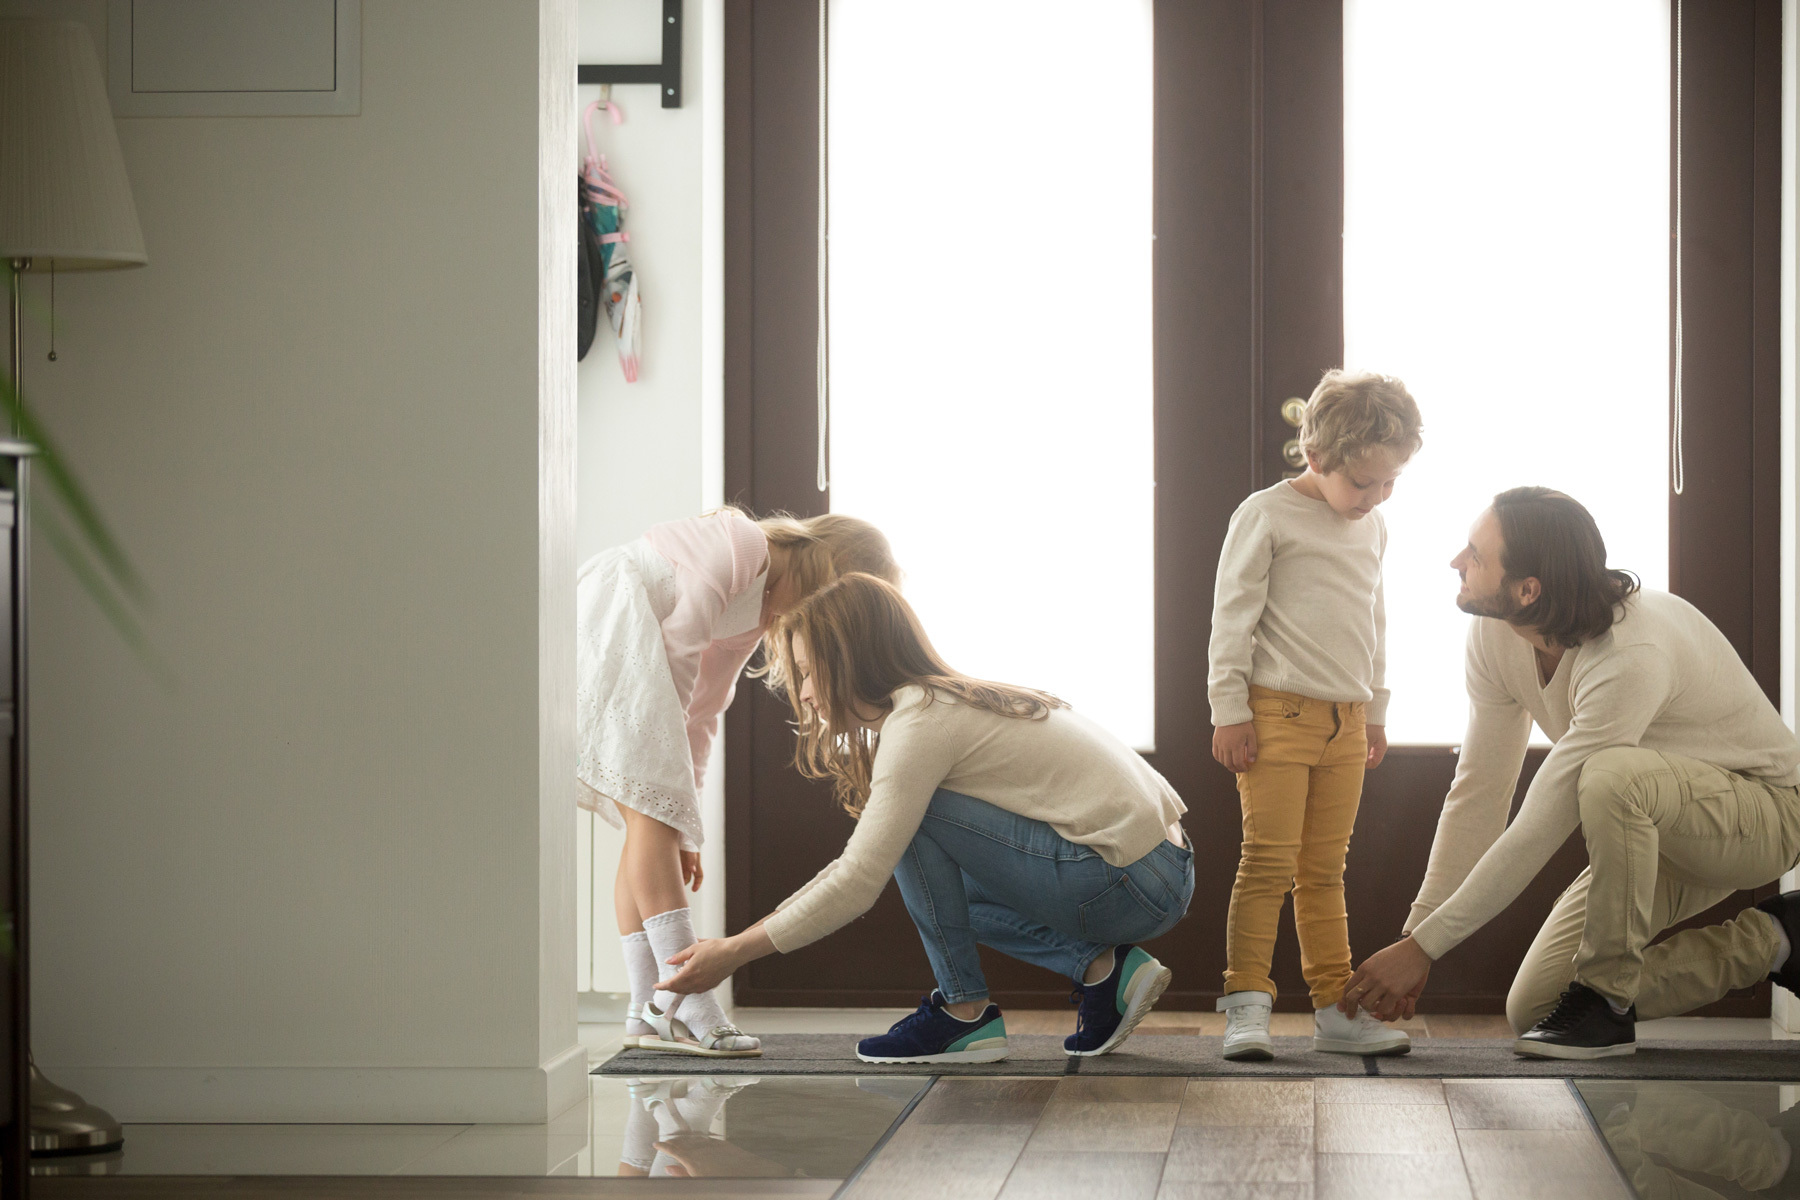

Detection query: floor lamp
xmin=0 ymin=18 xmax=147 ymax=1166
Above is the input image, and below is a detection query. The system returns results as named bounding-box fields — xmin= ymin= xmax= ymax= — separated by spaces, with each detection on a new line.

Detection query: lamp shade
xmin=0 ymin=19 xmax=145 ymax=271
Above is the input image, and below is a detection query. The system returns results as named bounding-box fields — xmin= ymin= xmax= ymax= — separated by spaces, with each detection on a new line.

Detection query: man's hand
xmin=681 ymin=850 xmax=704 ymax=892
xmin=1340 ymin=935 xmax=1432 ymax=1021
xmin=1366 ymin=724 xmax=1388 ymax=770
xmin=658 ymin=926 xmax=775 ymax=995
xmin=1213 ymin=722 xmax=1258 ymax=773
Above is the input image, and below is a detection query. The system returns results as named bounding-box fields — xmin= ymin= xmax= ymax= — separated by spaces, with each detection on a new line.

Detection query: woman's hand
xmin=681 ymin=850 xmax=704 ymax=892
xmin=1213 ymin=722 xmax=1258 ymax=773
xmin=654 ymin=1134 xmax=792 ymax=1179
xmin=1366 ymin=724 xmax=1388 ymax=770
xmin=1339 ymin=936 xmax=1432 ymax=1020
xmin=657 ymin=926 xmax=775 ymax=995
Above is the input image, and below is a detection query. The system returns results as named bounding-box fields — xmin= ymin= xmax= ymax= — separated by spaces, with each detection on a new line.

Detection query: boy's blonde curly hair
xmin=1299 ymin=369 xmax=1423 ymax=475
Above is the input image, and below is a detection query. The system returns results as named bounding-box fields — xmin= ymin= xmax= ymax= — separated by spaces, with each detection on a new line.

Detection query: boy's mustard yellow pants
xmin=1224 ymin=685 xmax=1367 ymax=1009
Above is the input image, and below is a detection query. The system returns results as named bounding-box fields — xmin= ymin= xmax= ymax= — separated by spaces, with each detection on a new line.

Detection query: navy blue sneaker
xmin=1065 ymin=945 xmax=1173 ymax=1056
xmin=856 ymin=992 xmax=1009 ymax=1064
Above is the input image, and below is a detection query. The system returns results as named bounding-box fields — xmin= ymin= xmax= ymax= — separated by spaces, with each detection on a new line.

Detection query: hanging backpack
xmin=578 ymin=176 xmax=600 ymax=361
xmin=579 ymin=98 xmax=642 ymax=380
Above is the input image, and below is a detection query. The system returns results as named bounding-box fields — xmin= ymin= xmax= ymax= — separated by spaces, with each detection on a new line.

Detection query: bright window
xmin=1344 ymin=0 xmax=1671 ymax=743
xmin=826 ymin=0 xmax=1156 ymax=748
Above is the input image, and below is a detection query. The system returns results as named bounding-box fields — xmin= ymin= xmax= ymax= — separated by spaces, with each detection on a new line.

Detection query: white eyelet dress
xmin=575 ymin=539 xmax=700 ymax=846
xmin=575 ymin=510 xmax=770 ymax=852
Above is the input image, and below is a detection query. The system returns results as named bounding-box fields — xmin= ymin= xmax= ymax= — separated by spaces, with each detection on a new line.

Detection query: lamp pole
xmin=6 ymin=263 xmax=122 ymax=1174
xmin=3 ymin=18 xmax=147 ymax=1172
xmin=3 ymin=258 xmax=25 ymax=1198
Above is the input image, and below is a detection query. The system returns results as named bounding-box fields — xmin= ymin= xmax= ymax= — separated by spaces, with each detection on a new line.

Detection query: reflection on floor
xmin=85 ymin=1074 xmax=925 ymax=1179
xmin=1577 ymin=1079 xmax=1800 ymax=1200
xmin=30 ymin=1015 xmax=1800 ymax=1198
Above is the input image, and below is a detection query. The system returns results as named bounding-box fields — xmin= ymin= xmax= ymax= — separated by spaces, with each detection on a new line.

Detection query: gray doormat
xmin=596 ymin=1034 xmax=1800 ymax=1081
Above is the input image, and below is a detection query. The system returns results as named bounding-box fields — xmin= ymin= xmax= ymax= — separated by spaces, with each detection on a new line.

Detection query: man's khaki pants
xmin=1506 ymin=747 xmax=1800 ymax=1035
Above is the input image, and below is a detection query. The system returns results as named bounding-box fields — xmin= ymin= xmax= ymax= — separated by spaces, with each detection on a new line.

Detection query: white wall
xmin=573 ymin=0 xmax=725 ymax=1004
xmin=9 ymin=0 xmax=583 ymax=1121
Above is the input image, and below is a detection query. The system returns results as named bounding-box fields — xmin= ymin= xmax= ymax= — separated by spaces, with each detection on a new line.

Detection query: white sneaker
xmin=1217 ymin=990 xmax=1274 ymax=1061
xmin=1313 ymin=1004 xmax=1410 ymax=1056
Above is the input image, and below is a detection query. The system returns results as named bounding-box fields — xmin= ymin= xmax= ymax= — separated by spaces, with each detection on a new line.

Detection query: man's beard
xmin=1457 ymin=580 xmax=1523 ymax=621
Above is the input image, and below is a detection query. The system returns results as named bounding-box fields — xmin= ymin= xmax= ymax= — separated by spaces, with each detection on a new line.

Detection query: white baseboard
xmin=48 ymin=1042 xmax=590 ymax=1125
xmin=578 ymin=991 xmax=629 ymax=1022
xmin=1777 ymin=984 xmax=1800 ymax=1034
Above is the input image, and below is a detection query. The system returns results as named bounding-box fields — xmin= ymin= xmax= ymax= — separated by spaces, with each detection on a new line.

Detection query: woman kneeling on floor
xmin=652 ymin=573 xmax=1195 ymax=1064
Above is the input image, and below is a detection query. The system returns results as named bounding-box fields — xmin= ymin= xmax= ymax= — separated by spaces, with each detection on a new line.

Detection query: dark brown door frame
xmin=1672 ymin=0 xmax=1783 ymax=698
xmin=724 ymin=0 xmax=1780 ymax=1014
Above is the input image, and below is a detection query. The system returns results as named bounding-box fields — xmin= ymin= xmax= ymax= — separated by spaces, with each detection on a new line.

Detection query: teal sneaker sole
xmin=1068 ymin=956 xmax=1172 ymax=1057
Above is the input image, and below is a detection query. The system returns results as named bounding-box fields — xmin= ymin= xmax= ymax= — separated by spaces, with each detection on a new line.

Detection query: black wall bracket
xmin=578 ymin=0 xmax=683 ymax=108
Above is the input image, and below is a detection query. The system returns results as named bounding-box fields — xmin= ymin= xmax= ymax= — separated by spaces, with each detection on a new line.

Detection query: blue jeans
xmin=893 ymin=789 xmax=1196 ymax=1003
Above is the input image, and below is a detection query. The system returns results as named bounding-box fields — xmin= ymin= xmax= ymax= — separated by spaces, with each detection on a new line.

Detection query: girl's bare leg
xmin=614 ymin=835 xmax=644 ymax=935
xmin=613 ymin=805 xmax=747 ymax=1048
xmin=614 ymin=802 xmax=684 ymax=1043
xmin=616 ymin=803 xmax=690 ymax=922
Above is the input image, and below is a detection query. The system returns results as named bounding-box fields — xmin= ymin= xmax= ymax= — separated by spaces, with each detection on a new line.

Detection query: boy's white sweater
xmin=1404 ymin=589 xmax=1800 ymax=959
xmin=1207 ymin=481 xmax=1390 ymax=727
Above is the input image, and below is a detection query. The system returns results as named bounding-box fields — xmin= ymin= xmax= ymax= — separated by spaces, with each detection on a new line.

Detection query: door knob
xmin=1282 ymin=439 xmax=1305 ymax=469
xmin=1281 ymin=397 xmax=1307 ymax=428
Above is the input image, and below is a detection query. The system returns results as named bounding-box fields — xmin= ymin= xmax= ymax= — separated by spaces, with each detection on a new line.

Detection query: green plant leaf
xmin=0 ymin=358 xmax=166 ymax=684
xmin=0 ymin=371 xmax=148 ymax=606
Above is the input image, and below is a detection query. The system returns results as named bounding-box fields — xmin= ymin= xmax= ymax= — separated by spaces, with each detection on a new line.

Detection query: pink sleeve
xmin=644 ymin=511 xmax=772 ymax=789
xmin=686 ymin=630 xmax=763 ymax=790
xmin=644 ymin=514 xmax=745 ymax=717
xmin=657 ymin=576 xmax=726 ymax=744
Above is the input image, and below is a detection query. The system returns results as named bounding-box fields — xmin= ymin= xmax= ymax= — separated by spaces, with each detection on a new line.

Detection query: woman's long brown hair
xmin=765 ymin=573 xmax=1065 ymax=817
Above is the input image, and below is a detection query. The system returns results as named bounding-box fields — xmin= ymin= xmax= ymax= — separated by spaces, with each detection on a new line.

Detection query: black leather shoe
xmin=1757 ymin=891 xmax=1800 ymax=993
xmin=1514 ymin=982 xmax=1636 ymax=1060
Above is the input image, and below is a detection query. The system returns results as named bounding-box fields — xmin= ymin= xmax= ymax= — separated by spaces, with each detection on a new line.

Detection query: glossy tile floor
xmin=100 ymin=1075 xmax=923 ymax=1179
xmin=1577 ymin=1079 xmax=1800 ymax=1200
xmin=32 ymin=1013 xmax=1800 ymax=1198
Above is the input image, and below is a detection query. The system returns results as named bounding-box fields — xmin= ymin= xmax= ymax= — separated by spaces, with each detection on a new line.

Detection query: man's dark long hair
xmin=1491 ymin=487 xmax=1640 ymax=648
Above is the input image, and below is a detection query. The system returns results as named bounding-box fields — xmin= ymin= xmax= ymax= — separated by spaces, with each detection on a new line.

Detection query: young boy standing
xmin=1206 ymin=370 xmax=1423 ymax=1060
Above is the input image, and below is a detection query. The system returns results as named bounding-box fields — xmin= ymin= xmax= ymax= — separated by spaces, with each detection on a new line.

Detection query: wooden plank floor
xmin=842 ymin=1076 xmax=1631 ymax=1200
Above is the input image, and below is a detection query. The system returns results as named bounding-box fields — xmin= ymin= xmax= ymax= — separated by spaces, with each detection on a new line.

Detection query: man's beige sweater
xmin=1404 ymin=589 xmax=1800 ymax=959
xmin=763 ymin=685 xmax=1187 ymax=954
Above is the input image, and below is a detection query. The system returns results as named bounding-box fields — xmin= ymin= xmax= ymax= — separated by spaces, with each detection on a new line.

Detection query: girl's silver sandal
xmin=638 ymin=1002 xmax=762 ymax=1058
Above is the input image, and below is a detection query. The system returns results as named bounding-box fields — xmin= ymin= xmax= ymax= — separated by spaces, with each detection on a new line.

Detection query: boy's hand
xmin=1212 ymin=722 xmax=1258 ymax=773
xmin=681 ymin=850 xmax=704 ymax=892
xmin=1366 ymin=724 xmax=1388 ymax=770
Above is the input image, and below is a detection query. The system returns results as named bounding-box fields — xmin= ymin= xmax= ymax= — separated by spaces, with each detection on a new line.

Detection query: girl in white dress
xmin=577 ymin=507 xmax=898 ymax=1055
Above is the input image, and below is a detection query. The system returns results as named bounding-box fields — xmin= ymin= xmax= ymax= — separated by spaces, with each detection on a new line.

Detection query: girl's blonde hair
xmin=766 ymin=573 xmax=1064 ymax=817
xmin=747 ymin=509 xmax=902 ymax=596
xmin=1299 ymin=369 xmax=1423 ymax=474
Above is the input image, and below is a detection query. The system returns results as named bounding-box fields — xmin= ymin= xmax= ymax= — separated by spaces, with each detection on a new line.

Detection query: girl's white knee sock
xmin=621 ymin=932 xmax=657 ymax=1035
xmin=620 ymin=1093 xmax=657 ymax=1171
xmin=672 ymin=1078 xmax=735 ymax=1134
xmin=644 ymin=907 xmax=732 ymax=1036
